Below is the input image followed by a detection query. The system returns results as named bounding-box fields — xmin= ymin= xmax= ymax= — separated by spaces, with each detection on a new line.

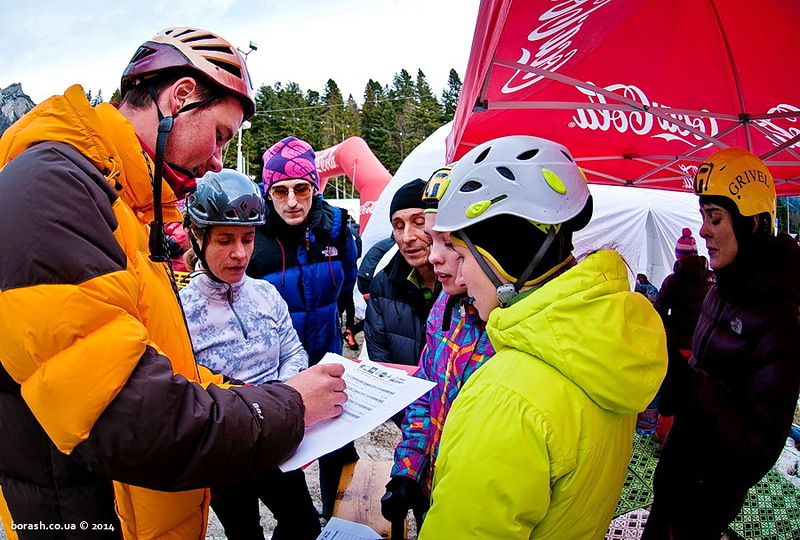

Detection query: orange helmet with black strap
xmin=121 ymin=27 xmax=255 ymax=119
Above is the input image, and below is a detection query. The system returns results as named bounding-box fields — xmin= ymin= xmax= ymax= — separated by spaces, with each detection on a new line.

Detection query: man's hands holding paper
xmin=286 ymin=363 xmax=348 ymax=427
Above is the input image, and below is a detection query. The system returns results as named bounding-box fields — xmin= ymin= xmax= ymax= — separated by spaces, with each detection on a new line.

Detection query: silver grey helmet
xmin=185 ymin=169 xmax=266 ymax=228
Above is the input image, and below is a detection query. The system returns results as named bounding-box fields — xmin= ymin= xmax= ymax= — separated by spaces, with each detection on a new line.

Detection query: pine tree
xmin=227 ymin=66 xmax=463 ymax=180
xmin=361 ymin=80 xmax=398 ymax=173
xmin=442 ymin=68 xmax=462 ymax=121
xmin=321 ymin=79 xmax=345 ymax=148
xmin=412 ymin=69 xmax=443 ymax=144
xmin=321 ymin=79 xmax=357 ymax=200
xmin=389 ymin=69 xmax=418 ymax=166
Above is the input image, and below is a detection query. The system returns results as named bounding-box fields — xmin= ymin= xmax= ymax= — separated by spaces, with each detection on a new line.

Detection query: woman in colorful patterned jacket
xmin=418 ymin=135 xmax=667 ymax=539
xmin=0 ymin=29 xmax=345 ymax=539
xmin=180 ymin=170 xmax=320 ymax=540
xmin=380 ymin=168 xmax=495 ymax=536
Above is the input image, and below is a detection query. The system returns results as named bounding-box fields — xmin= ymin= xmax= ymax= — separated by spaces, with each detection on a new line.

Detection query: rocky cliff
xmin=0 ymin=84 xmax=35 ymax=135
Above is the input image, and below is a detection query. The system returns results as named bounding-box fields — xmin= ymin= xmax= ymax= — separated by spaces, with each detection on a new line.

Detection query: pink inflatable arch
xmin=315 ymin=137 xmax=392 ymax=233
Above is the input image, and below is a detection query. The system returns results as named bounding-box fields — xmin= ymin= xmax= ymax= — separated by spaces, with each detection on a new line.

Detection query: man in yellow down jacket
xmin=0 ymin=28 xmax=346 ymax=539
xmin=418 ymin=135 xmax=668 ymax=539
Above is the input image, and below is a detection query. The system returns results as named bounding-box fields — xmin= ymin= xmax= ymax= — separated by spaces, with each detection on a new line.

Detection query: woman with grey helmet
xmin=417 ymin=135 xmax=668 ymax=539
xmin=180 ymin=169 xmax=320 ymax=540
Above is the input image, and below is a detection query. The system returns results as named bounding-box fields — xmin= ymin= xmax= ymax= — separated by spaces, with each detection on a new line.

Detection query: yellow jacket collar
xmin=0 ymin=84 xmax=181 ymax=223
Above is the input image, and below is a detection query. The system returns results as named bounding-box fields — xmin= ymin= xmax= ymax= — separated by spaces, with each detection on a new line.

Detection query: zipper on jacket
xmin=227 ymin=285 xmax=249 ymax=340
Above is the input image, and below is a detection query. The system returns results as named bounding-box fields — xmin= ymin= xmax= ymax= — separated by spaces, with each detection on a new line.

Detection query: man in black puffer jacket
xmin=365 ymin=179 xmax=441 ymax=370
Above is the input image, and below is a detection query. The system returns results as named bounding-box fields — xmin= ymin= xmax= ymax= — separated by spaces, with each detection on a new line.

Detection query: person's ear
xmin=166 ymin=77 xmax=198 ymax=115
xmin=751 ymin=215 xmax=760 ymax=234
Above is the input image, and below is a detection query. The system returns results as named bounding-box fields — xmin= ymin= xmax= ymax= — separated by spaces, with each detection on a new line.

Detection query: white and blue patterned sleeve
xmin=259 ymin=282 xmax=308 ymax=381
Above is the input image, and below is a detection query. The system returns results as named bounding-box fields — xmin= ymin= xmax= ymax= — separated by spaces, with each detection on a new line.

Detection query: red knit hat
xmin=675 ymin=227 xmax=698 ymax=258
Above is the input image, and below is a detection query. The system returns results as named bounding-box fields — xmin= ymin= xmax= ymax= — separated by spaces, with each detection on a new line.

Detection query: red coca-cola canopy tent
xmin=447 ymin=0 xmax=800 ymax=195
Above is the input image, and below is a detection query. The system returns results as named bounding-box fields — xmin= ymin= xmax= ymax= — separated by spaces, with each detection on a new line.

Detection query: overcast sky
xmin=1 ymin=0 xmax=480 ymax=105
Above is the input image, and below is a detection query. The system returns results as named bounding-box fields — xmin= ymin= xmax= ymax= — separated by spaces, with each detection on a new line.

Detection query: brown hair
xmin=120 ymin=70 xmax=222 ymax=111
xmin=182 ymin=223 xmax=204 ymax=271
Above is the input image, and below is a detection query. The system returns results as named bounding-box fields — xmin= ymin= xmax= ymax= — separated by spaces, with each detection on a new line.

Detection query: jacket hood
xmin=0 ymin=84 xmax=181 ymax=222
xmin=488 ymin=250 xmax=667 ymax=414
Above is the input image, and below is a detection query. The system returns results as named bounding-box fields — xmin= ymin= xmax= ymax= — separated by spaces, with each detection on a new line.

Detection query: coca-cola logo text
xmin=360 ymin=200 xmax=376 ymax=216
xmin=502 ymin=0 xmax=612 ymax=94
xmin=315 ymin=148 xmax=339 ymax=175
xmin=570 ymin=83 xmax=719 ymax=146
xmin=755 ymin=104 xmax=800 ymax=148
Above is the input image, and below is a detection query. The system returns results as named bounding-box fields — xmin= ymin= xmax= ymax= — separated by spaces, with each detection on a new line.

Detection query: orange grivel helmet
xmin=121 ymin=27 xmax=256 ymax=119
xmin=694 ymin=147 xmax=776 ymax=233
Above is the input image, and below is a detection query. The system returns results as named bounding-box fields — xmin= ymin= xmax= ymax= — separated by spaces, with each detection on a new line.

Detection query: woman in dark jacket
xmin=654 ymin=229 xmax=714 ymax=353
xmin=644 ymin=149 xmax=800 ymax=539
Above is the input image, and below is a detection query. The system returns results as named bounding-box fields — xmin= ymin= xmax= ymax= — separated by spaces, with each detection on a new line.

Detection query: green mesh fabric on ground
xmin=729 ymin=470 xmax=800 ymax=539
xmin=611 ymin=434 xmax=800 ymax=539
xmin=614 ymin=435 xmax=660 ymax=517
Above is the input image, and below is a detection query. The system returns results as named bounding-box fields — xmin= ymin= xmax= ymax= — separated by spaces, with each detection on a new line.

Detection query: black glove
xmin=380 ymin=475 xmax=425 ymax=523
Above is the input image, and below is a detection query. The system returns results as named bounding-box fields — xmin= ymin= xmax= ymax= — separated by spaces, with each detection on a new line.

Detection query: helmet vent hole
xmin=474 ymin=147 xmax=492 ymax=164
xmin=130 ymin=47 xmax=155 ymax=63
xmin=184 ymin=33 xmax=215 ymax=43
xmin=460 ymin=180 xmax=483 ymax=193
xmin=195 ymin=45 xmax=235 ymax=55
xmin=517 ymin=149 xmax=540 ymax=160
xmin=561 ymin=150 xmax=574 ymax=162
xmin=496 ymin=167 xmax=516 ymax=181
xmin=208 ymin=58 xmax=243 ymax=78
xmin=224 ymin=209 xmax=237 ymax=220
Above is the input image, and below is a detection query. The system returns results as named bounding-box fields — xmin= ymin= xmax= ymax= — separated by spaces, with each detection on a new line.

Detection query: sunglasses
xmin=270 ymin=183 xmax=314 ymax=199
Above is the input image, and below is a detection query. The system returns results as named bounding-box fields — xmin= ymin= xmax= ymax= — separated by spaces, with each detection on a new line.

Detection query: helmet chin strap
xmin=149 ymin=115 xmax=173 ymax=262
xmin=456 ymin=226 xmax=557 ymax=308
xmin=187 ymin=229 xmax=225 ymax=283
xmin=147 ymin=85 xmax=215 ymax=262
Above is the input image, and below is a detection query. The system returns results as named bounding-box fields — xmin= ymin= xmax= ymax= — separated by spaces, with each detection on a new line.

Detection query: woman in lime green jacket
xmin=418 ymin=135 xmax=668 ymax=539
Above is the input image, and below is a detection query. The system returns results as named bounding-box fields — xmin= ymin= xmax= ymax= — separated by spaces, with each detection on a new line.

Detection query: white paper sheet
xmin=279 ymin=353 xmax=434 ymax=472
xmin=316 ymin=517 xmax=382 ymax=540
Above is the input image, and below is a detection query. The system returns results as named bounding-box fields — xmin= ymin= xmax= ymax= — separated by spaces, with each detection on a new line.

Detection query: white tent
xmin=573 ymin=184 xmax=705 ymax=290
xmin=359 ymin=122 xmax=708 ymax=300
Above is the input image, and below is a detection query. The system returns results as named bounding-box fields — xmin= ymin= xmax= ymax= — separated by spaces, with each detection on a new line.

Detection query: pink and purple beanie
xmin=675 ymin=227 xmax=698 ymax=258
xmin=261 ymin=136 xmax=320 ymax=190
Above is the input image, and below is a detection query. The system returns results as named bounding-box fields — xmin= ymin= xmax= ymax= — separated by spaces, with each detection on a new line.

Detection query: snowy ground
xmin=205 ymin=418 xmax=404 ymax=539
xmin=775 ymin=437 xmax=800 ymax=489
